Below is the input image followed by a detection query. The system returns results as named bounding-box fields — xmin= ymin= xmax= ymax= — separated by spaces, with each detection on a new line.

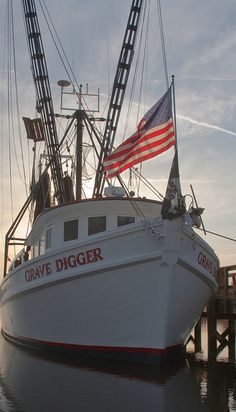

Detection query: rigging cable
xmin=2 ymin=0 xmax=31 ymax=255
xmin=156 ymin=0 xmax=169 ymax=89
xmin=121 ymin=0 xmax=149 ymax=142
xmin=108 ymin=0 xmax=147 ymax=191
xmin=136 ymin=0 xmax=151 ymax=195
xmin=197 ymin=227 xmax=236 ymax=243
xmin=131 ymin=168 xmax=164 ymax=200
xmin=117 ymin=0 xmax=171 ymax=218
xmin=39 ymin=0 xmax=75 ymax=85
xmin=7 ymin=1 xmax=14 ymax=228
xmin=10 ymin=0 xmax=28 ymax=196
xmin=136 ymin=0 xmax=150 ymax=122
xmin=39 ymin=0 xmax=91 ymax=115
xmin=0 ymin=5 xmax=8 ymax=256
xmin=100 ymin=40 xmax=112 ymax=121
xmin=38 ymin=0 xmax=106 ymax=180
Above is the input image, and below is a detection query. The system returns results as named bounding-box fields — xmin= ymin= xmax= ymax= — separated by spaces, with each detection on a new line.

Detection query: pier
xmin=188 ymin=265 xmax=236 ymax=362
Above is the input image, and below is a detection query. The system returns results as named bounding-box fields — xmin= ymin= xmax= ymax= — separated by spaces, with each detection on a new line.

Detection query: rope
xmin=120 ymin=0 xmax=149 ymax=142
xmin=197 ymin=227 xmax=236 ymax=243
xmin=116 ymin=175 xmax=163 ymax=242
xmin=7 ymin=1 xmax=14 ymax=227
xmin=0 ymin=4 xmax=8 ymax=255
xmin=38 ymin=0 xmax=91 ymax=115
xmin=10 ymin=1 xmax=28 ymax=196
xmin=131 ymin=167 xmax=164 ymax=200
xmin=135 ymin=0 xmax=150 ymax=194
xmin=136 ymin=0 xmax=150 ymax=122
xmin=0 ymin=0 xmax=30 ymax=257
xmin=156 ymin=0 xmax=169 ymax=88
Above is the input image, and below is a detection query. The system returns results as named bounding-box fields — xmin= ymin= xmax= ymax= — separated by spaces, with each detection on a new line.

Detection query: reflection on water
xmin=0 ymin=324 xmax=235 ymax=412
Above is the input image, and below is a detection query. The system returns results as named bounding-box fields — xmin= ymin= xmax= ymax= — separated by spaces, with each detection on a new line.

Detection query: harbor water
xmin=0 ymin=319 xmax=235 ymax=412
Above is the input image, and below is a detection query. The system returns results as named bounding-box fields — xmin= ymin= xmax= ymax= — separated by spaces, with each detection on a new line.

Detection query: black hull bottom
xmin=2 ymin=329 xmax=184 ymax=366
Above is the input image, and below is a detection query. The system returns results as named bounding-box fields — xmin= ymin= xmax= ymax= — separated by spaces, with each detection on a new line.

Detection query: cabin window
xmin=46 ymin=227 xmax=52 ymax=250
xmin=64 ymin=219 xmax=78 ymax=242
xmin=39 ymin=235 xmax=45 ymax=255
xmin=117 ymin=216 xmax=135 ymax=227
xmin=88 ymin=216 xmax=106 ymax=236
xmin=33 ymin=245 xmax=39 ymax=258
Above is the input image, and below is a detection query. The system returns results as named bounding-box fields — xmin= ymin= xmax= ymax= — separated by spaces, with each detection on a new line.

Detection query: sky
xmin=0 ymin=0 xmax=236 ymax=271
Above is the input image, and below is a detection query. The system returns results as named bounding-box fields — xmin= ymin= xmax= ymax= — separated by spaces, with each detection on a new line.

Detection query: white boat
xmin=0 ymin=0 xmax=218 ymax=364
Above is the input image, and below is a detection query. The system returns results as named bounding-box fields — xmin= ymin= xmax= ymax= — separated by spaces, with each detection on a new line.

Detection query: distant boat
xmin=0 ymin=0 xmax=218 ymax=364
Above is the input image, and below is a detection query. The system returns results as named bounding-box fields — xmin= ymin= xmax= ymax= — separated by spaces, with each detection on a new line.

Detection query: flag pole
xmin=171 ymin=75 xmax=180 ymax=179
xmin=161 ymin=77 xmax=186 ymax=219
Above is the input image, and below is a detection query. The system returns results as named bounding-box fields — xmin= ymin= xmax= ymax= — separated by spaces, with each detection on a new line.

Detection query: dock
xmin=189 ymin=265 xmax=236 ymax=362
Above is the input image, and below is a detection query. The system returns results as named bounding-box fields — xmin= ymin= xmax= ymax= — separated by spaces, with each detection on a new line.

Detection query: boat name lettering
xmin=55 ymin=247 xmax=104 ymax=272
xmin=198 ymin=252 xmax=215 ymax=274
xmin=25 ymin=262 xmax=52 ymax=282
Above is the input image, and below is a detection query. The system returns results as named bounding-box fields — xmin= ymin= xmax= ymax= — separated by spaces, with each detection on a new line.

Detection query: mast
xmin=22 ymin=0 xmax=65 ymax=205
xmin=58 ymin=81 xmax=101 ymax=201
xmin=75 ymin=110 xmax=83 ymax=201
xmin=93 ymin=0 xmax=143 ymax=198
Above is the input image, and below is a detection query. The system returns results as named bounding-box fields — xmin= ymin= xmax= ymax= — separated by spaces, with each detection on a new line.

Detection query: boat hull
xmin=0 ymin=217 xmax=218 ymax=364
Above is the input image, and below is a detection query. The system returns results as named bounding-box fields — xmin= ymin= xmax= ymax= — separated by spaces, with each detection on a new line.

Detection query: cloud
xmin=177 ymin=115 xmax=236 ymax=137
xmin=184 ymin=31 xmax=236 ymax=71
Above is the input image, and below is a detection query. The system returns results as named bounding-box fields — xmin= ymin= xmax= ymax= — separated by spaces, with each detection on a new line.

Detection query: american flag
xmin=104 ymin=86 xmax=175 ymax=179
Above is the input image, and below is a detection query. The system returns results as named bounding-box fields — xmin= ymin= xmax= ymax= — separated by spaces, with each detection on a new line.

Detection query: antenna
xmin=57 ymin=80 xmax=71 ymax=111
xmin=57 ymin=81 xmax=100 ymax=113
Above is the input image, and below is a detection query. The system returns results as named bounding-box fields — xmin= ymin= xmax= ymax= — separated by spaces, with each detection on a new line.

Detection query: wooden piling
xmin=228 ymin=318 xmax=235 ymax=363
xmin=188 ymin=264 xmax=236 ymax=362
xmin=207 ymin=296 xmax=217 ymax=362
xmin=194 ymin=318 xmax=202 ymax=353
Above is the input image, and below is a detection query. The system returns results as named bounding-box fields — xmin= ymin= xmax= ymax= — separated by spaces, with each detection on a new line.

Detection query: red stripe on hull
xmin=2 ymin=329 xmax=183 ymax=365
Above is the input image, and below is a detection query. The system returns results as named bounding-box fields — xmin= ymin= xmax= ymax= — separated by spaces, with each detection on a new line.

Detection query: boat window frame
xmin=33 ymin=243 xmax=39 ymax=258
xmin=88 ymin=215 xmax=106 ymax=236
xmin=39 ymin=234 xmax=45 ymax=256
xmin=63 ymin=218 xmax=79 ymax=242
xmin=117 ymin=215 xmax=135 ymax=227
xmin=45 ymin=226 xmax=53 ymax=250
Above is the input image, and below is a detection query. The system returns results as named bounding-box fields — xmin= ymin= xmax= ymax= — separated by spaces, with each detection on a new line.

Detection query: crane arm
xmin=93 ymin=0 xmax=143 ymax=198
xmin=22 ymin=0 xmax=65 ymax=204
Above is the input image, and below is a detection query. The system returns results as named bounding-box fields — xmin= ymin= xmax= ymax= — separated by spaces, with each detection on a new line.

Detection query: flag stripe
xmin=103 ymin=87 xmax=175 ymax=179
xmin=107 ymin=119 xmax=174 ymax=159
xmin=104 ymin=120 xmax=174 ymax=165
xmin=105 ymin=135 xmax=175 ymax=178
xmin=104 ymin=130 xmax=175 ymax=170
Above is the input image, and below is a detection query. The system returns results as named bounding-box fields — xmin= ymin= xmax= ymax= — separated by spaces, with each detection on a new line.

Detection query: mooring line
xmin=197 ymin=227 xmax=236 ymax=242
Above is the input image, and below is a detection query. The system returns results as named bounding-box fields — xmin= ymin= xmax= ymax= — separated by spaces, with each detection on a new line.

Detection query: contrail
xmin=177 ymin=114 xmax=236 ymax=137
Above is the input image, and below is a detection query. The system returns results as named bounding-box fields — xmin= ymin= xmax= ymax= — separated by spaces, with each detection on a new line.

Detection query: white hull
xmin=0 ymin=205 xmax=218 ymax=364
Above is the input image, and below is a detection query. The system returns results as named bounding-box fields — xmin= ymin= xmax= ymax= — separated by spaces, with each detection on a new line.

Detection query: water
xmin=0 ymin=320 xmax=235 ymax=412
